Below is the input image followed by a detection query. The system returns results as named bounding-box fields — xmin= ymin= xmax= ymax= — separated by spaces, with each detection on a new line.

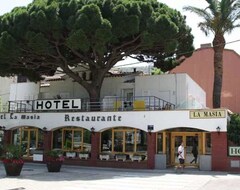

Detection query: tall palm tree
xmin=184 ymin=0 xmax=240 ymax=108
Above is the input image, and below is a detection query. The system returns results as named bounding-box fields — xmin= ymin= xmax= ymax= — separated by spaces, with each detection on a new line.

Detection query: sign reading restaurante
xmin=190 ymin=109 xmax=225 ymax=119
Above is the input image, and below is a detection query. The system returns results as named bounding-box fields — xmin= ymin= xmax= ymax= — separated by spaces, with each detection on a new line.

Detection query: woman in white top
xmin=176 ymin=142 xmax=185 ymax=172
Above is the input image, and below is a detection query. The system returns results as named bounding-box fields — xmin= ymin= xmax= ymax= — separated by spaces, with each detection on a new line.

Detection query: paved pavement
xmin=0 ymin=163 xmax=240 ymax=190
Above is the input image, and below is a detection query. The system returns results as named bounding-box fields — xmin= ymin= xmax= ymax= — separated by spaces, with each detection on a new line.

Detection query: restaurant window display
xmin=101 ymin=127 xmax=147 ymax=159
xmin=11 ymin=127 xmax=44 ymax=158
xmin=52 ymin=127 xmax=91 ymax=153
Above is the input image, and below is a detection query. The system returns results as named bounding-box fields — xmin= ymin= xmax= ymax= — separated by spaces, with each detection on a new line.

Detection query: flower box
xmin=79 ymin=153 xmax=89 ymax=159
xmin=131 ymin=155 xmax=142 ymax=162
xmin=66 ymin=152 xmax=76 ymax=158
xmin=99 ymin=154 xmax=110 ymax=161
xmin=115 ymin=154 xmax=127 ymax=161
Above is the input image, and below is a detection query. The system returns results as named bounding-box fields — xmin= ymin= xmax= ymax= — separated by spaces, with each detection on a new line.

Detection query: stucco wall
xmin=171 ymin=48 xmax=240 ymax=113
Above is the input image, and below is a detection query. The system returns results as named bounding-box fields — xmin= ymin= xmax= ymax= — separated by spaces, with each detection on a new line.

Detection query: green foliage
xmin=0 ymin=0 xmax=194 ymax=100
xmin=46 ymin=149 xmax=63 ymax=158
xmin=228 ymin=114 xmax=240 ymax=145
xmin=151 ymin=67 xmax=163 ymax=75
xmin=2 ymin=144 xmax=23 ymax=160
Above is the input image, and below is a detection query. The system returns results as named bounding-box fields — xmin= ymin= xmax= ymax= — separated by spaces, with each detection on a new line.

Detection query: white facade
xmin=38 ymin=73 xmax=206 ymax=109
xmin=0 ymin=109 xmax=227 ymax=132
xmin=135 ymin=74 xmax=206 ymax=109
xmin=10 ymin=82 xmax=40 ymax=101
xmin=0 ymin=77 xmax=15 ymax=112
xmin=0 ymin=72 xmax=226 ymax=133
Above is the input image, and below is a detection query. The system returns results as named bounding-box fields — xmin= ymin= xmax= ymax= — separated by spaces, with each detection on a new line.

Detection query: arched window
xmin=12 ymin=127 xmax=44 ymax=157
xmin=52 ymin=127 xmax=91 ymax=153
xmin=101 ymin=127 xmax=147 ymax=154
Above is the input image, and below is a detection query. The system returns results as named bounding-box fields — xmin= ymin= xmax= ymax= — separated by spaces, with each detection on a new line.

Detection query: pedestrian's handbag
xmin=177 ymin=151 xmax=182 ymax=157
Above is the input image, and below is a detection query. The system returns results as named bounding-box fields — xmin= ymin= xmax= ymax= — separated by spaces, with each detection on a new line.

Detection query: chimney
xmin=200 ymin=43 xmax=212 ymax=48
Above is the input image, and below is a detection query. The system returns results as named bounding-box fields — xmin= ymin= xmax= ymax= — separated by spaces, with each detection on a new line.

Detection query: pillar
xmin=211 ymin=132 xmax=228 ymax=171
xmin=147 ymin=132 xmax=156 ymax=169
xmin=43 ymin=131 xmax=52 ymax=162
xmin=3 ymin=130 xmax=11 ymax=145
xmin=90 ymin=132 xmax=100 ymax=166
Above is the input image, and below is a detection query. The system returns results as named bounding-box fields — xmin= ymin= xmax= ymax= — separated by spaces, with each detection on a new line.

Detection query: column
xmin=43 ymin=131 xmax=52 ymax=162
xmin=211 ymin=132 xmax=228 ymax=171
xmin=147 ymin=132 xmax=156 ymax=169
xmin=90 ymin=132 xmax=100 ymax=166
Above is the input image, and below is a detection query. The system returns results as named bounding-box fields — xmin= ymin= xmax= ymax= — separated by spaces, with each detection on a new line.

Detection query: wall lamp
xmin=216 ymin=126 xmax=221 ymax=134
xmin=91 ymin=127 xmax=95 ymax=134
xmin=147 ymin=125 xmax=154 ymax=135
xmin=42 ymin=127 xmax=47 ymax=132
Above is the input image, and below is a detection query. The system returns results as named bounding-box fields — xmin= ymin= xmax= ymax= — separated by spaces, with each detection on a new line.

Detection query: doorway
xmin=171 ymin=132 xmax=202 ymax=167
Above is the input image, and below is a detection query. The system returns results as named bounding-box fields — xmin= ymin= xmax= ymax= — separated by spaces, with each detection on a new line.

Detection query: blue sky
xmin=1 ymin=0 xmax=240 ymax=55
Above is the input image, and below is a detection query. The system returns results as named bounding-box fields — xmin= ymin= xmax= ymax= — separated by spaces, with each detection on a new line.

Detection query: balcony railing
xmin=6 ymin=96 xmax=175 ymax=113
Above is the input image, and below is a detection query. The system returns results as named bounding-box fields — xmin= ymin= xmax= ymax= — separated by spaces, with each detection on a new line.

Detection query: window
xmin=157 ymin=133 xmax=163 ymax=153
xmin=205 ymin=133 xmax=211 ymax=154
xmin=101 ymin=127 xmax=147 ymax=154
xmin=17 ymin=75 xmax=28 ymax=83
xmin=52 ymin=127 xmax=91 ymax=152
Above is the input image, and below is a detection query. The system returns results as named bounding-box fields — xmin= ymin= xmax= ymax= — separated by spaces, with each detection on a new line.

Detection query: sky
xmin=0 ymin=0 xmax=240 ymax=56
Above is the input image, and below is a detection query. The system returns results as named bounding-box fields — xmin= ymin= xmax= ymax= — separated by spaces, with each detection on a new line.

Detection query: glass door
xmin=171 ymin=132 xmax=202 ymax=167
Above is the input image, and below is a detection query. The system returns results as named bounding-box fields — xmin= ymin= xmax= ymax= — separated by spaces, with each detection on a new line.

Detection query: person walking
xmin=190 ymin=143 xmax=198 ymax=164
xmin=175 ymin=141 xmax=185 ymax=173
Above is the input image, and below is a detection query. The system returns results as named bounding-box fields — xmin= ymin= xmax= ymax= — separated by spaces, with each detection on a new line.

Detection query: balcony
xmin=6 ymin=96 xmax=175 ymax=113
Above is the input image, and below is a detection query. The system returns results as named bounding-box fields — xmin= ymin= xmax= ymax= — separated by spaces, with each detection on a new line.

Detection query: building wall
xmin=171 ymin=48 xmax=240 ymax=113
xmin=135 ymin=73 xmax=206 ymax=109
xmin=0 ymin=109 xmax=228 ymax=132
xmin=0 ymin=77 xmax=15 ymax=111
xmin=10 ymin=82 xmax=40 ymax=101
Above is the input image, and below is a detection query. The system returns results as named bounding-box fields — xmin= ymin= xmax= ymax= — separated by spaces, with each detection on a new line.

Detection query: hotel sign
xmin=190 ymin=110 xmax=225 ymax=119
xmin=229 ymin=147 xmax=240 ymax=156
xmin=34 ymin=99 xmax=81 ymax=111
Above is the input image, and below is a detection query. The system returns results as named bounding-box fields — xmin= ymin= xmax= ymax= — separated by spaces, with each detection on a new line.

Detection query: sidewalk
xmin=0 ymin=162 xmax=239 ymax=190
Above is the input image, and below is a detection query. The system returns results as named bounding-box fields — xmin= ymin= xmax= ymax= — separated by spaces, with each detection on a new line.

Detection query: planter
xmin=4 ymin=162 xmax=24 ymax=176
xmin=116 ymin=154 xmax=127 ymax=161
xmin=46 ymin=161 xmax=63 ymax=172
xmin=99 ymin=154 xmax=110 ymax=161
xmin=131 ymin=155 xmax=142 ymax=162
xmin=66 ymin=152 xmax=76 ymax=158
xmin=79 ymin=153 xmax=89 ymax=159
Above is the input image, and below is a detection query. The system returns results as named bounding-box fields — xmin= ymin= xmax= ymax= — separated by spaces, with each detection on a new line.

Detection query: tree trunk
xmin=84 ymin=68 xmax=106 ymax=111
xmin=212 ymin=34 xmax=225 ymax=108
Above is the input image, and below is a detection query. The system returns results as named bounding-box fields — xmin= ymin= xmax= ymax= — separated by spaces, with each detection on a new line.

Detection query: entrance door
xmin=171 ymin=132 xmax=202 ymax=167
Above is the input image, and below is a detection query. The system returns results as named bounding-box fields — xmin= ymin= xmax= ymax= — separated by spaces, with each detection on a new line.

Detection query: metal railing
xmin=6 ymin=96 xmax=175 ymax=113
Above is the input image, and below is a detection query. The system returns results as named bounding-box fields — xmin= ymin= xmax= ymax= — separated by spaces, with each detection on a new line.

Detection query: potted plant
xmin=1 ymin=144 xmax=24 ymax=176
xmin=45 ymin=149 xmax=64 ymax=172
xmin=115 ymin=153 xmax=127 ymax=161
xmin=99 ymin=152 xmax=111 ymax=161
xmin=131 ymin=153 xmax=143 ymax=162
xmin=79 ymin=150 xmax=89 ymax=159
xmin=66 ymin=151 xmax=76 ymax=158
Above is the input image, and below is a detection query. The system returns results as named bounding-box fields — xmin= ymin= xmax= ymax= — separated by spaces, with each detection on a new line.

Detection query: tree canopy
xmin=0 ymin=0 xmax=194 ymax=101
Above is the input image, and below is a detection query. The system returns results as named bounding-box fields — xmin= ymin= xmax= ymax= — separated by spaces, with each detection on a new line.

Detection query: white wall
xmin=0 ymin=77 xmax=15 ymax=111
xmin=9 ymin=82 xmax=40 ymax=101
xmin=134 ymin=73 xmax=206 ymax=109
xmin=10 ymin=73 xmax=206 ymax=110
xmin=0 ymin=109 xmax=228 ymax=132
